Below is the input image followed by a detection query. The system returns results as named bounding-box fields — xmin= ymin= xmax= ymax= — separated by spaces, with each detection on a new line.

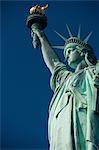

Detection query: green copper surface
xmin=27 ymin=10 xmax=99 ymax=149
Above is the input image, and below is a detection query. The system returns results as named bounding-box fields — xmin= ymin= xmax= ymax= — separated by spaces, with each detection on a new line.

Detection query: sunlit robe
xmin=48 ymin=62 xmax=99 ymax=150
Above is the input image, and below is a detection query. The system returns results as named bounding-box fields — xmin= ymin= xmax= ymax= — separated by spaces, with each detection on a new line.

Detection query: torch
xmin=26 ymin=4 xmax=48 ymax=48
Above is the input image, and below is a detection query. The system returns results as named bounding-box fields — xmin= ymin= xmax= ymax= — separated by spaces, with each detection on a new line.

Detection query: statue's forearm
xmin=38 ymin=32 xmax=60 ymax=73
xmin=31 ymin=26 xmax=60 ymax=73
xmin=32 ymin=28 xmax=59 ymax=73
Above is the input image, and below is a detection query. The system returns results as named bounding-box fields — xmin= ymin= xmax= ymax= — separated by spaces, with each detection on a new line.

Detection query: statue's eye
xmin=66 ymin=49 xmax=72 ymax=58
xmin=68 ymin=48 xmax=74 ymax=53
xmin=68 ymin=49 xmax=71 ymax=54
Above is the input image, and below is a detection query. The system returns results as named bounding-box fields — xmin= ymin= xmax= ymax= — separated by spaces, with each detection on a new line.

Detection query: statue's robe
xmin=48 ymin=62 xmax=99 ymax=150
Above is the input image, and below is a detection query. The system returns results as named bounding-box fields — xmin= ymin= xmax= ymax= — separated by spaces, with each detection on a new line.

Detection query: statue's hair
xmin=80 ymin=46 xmax=97 ymax=65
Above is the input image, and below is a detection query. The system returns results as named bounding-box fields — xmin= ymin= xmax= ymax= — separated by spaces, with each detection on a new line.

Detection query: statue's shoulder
xmin=84 ymin=65 xmax=95 ymax=72
xmin=83 ymin=65 xmax=96 ymax=79
xmin=84 ymin=60 xmax=99 ymax=72
xmin=84 ymin=62 xmax=99 ymax=80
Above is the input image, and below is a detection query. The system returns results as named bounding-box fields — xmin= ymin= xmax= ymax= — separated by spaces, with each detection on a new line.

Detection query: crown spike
xmin=54 ymin=30 xmax=67 ymax=41
xmin=77 ymin=25 xmax=81 ymax=39
xmin=52 ymin=45 xmax=65 ymax=49
xmin=66 ymin=24 xmax=73 ymax=37
xmin=83 ymin=31 xmax=93 ymax=43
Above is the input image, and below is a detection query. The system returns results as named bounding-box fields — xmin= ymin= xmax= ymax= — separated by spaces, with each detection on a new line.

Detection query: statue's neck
xmin=75 ymin=60 xmax=88 ymax=72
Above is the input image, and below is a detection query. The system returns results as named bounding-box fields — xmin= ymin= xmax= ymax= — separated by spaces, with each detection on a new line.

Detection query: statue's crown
xmin=53 ymin=25 xmax=93 ymax=51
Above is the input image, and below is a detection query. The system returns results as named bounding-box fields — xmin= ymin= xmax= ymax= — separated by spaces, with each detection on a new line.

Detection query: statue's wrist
xmin=39 ymin=31 xmax=46 ymax=41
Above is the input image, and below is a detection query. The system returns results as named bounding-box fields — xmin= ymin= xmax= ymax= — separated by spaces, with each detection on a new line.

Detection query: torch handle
xmin=31 ymin=23 xmax=41 ymax=48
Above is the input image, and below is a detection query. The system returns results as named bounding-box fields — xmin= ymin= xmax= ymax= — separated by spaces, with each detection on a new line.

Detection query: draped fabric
xmin=48 ymin=62 xmax=99 ymax=150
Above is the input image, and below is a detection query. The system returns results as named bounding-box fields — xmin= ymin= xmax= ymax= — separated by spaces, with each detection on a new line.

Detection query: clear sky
xmin=1 ymin=0 xmax=99 ymax=149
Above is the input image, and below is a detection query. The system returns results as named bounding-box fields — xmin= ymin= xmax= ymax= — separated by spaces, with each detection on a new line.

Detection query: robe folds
xmin=48 ymin=62 xmax=99 ymax=150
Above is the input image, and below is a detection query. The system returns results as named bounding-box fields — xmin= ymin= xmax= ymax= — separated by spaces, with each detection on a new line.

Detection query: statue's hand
xmin=31 ymin=24 xmax=45 ymax=48
xmin=31 ymin=24 xmax=45 ymax=41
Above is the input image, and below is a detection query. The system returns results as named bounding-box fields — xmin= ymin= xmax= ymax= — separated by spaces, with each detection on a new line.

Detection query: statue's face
xmin=64 ymin=43 xmax=83 ymax=69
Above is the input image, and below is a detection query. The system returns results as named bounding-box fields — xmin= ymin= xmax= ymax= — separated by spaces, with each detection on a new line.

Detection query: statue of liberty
xmin=26 ymin=4 xmax=99 ymax=150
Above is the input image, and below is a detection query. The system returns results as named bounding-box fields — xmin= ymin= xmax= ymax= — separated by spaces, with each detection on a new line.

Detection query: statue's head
xmin=64 ymin=37 xmax=97 ymax=69
xmin=53 ymin=25 xmax=97 ymax=69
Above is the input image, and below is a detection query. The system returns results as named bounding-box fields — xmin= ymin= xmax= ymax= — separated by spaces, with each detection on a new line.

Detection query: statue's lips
xmin=67 ymin=57 xmax=73 ymax=64
xmin=68 ymin=59 xmax=71 ymax=63
xmin=67 ymin=57 xmax=71 ymax=62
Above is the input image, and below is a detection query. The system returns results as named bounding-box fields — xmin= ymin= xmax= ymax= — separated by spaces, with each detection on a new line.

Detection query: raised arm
xmin=31 ymin=25 xmax=61 ymax=74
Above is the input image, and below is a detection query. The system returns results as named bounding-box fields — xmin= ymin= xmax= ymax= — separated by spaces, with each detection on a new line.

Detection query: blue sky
xmin=1 ymin=1 xmax=99 ymax=149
